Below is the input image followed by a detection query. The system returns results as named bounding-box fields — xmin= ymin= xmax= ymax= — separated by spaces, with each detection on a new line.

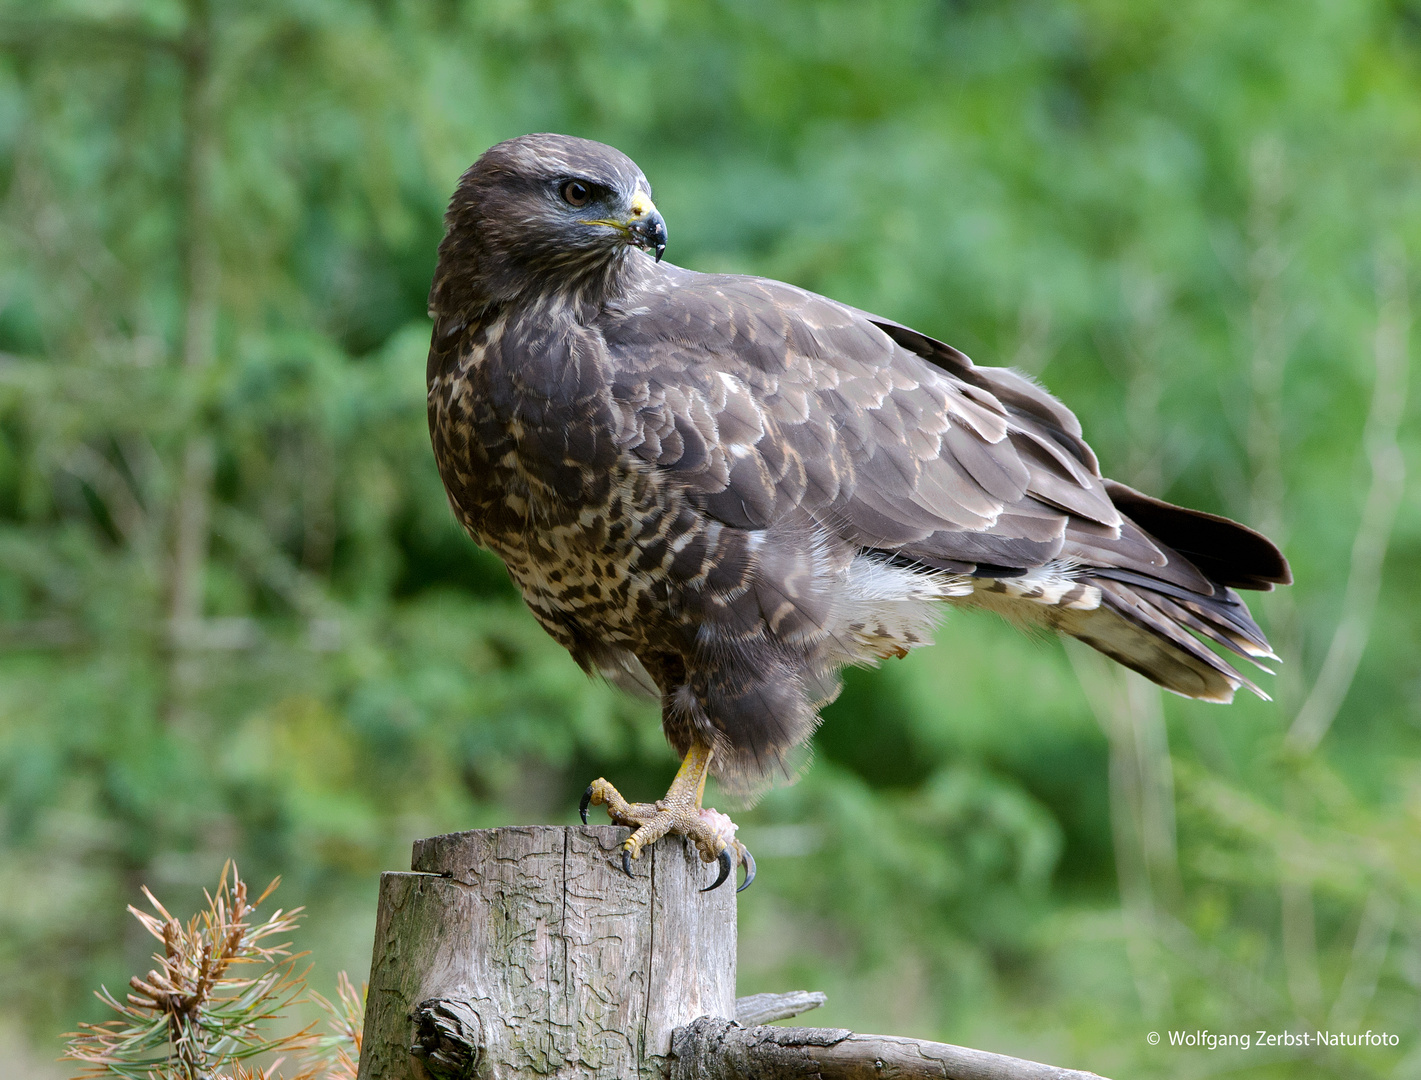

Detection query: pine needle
xmin=61 ymin=863 xmax=325 ymax=1080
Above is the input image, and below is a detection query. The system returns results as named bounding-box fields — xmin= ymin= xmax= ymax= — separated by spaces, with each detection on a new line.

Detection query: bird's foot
xmin=579 ymin=746 xmax=755 ymax=893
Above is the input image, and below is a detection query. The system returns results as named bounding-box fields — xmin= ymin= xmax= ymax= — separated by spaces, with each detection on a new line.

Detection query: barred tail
xmin=1058 ymin=482 xmax=1291 ymax=703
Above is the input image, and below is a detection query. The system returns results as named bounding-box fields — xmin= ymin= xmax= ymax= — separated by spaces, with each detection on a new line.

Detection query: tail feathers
xmin=1059 ymin=576 xmax=1270 ymax=703
xmin=1051 ymin=482 xmax=1290 ymax=702
xmin=1104 ymin=481 xmax=1292 ymax=591
xmin=1146 ymin=591 xmax=1276 ymax=670
xmin=1088 ymin=567 xmax=1276 ymax=659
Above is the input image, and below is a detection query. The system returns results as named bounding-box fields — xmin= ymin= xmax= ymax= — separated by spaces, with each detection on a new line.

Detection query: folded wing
xmin=601 ymin=267 xmax=1290 ymax=703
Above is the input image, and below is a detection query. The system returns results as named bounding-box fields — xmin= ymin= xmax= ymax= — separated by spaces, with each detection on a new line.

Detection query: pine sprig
xmin=63 ymin=863 xmax=319 ymax=1080
xmin=303 ymin=972 xmax=365 ymax=1080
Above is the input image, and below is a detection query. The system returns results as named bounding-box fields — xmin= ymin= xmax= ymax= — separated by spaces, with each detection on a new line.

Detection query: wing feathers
xmin=1012 ymin=434 xmax=1119 ymax=524
xmin=942 ymin=423 xmax=1031 ymax=503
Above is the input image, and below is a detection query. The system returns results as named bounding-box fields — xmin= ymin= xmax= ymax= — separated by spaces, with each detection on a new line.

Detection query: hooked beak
xmin=627 ymin=201 xmax=667 ymax=263
xmin=584 ymin=190 xmax=668 ymax=263
xmin=630 ymin=207 xmax=668 ymax=263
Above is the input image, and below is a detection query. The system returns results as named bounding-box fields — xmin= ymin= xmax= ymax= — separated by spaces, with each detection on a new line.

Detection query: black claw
xmin=736 ymin=847 xmax=757 ymax=893
xmin=702 ymin=847 xmax=733 ymax=892
xmin=579 ymin=785 xmax=593 ymax=825
xmin=622 ymin=848 xmax=635 ymax=878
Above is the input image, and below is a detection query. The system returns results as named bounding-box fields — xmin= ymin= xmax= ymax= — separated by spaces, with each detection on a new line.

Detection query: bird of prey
xmin=426 ymin=133 xmax=1291 ymax=892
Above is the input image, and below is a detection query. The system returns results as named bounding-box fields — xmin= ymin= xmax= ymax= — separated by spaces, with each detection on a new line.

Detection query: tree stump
xmin=357 ymin=825 xmax=737 ymax=1080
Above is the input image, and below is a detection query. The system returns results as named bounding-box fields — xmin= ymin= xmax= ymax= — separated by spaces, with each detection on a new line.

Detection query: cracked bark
xmin=357 ymin=825 xmax=736 ymax=1080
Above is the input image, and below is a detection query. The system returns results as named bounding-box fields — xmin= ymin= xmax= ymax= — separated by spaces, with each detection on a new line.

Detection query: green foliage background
xmin=1 ymin=1 xmax=1419 ymax=1076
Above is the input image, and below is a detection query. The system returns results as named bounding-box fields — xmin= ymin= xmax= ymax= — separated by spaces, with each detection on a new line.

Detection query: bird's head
xmin=430 ymin=133 xmax=667 ymax=315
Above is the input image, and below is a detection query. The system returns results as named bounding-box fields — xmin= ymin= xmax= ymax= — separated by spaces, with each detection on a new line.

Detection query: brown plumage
xmin=427 ymin=133 xmax=1292 ymax=801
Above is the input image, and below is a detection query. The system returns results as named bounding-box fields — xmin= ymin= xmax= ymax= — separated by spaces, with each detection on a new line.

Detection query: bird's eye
xmin=561 ymin=180 xmax=591 ymax=207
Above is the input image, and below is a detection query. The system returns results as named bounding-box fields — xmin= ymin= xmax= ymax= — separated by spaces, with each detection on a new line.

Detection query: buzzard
xmin=427 ymin=134 xmax=1291 ymax=892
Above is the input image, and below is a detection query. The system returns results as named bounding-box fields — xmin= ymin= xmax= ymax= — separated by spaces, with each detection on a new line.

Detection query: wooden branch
xmin=734 ymin=990 xmax=826 ymax=1026
xmin=670 ymin=1017 xmax=1111 ymax=1080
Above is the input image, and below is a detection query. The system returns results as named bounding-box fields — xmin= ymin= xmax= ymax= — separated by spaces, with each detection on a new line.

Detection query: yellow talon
xmin=578 ymin=739 xmax=752 ymax=891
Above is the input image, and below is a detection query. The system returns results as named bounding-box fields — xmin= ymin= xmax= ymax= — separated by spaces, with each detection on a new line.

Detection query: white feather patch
xmin=971 ymin=560 xmax=1100 ymax=611
xmin=823 ymin=554 xmax=971 ymax=665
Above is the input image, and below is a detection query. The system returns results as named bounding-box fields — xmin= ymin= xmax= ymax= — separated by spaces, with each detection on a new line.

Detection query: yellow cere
xmin=580 ymin=189 xmax=655 ymax=233
xmin=579 ymin=216 xmax=630 ymax=233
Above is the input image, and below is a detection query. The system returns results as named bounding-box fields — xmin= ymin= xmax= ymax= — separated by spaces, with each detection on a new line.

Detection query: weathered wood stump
xmin=357 ymin=826 xmax=1111 ymax=1080
xmin=357 ymin=825 xmax=736 ymax=1080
